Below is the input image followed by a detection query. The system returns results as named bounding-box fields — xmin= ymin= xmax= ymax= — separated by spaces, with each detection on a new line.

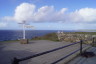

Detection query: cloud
xmin=0 ymin=22 xmax=7 ymax=27
xmin=2 ymin=3 xmax=96 ymax=23
xmin=70 ymin=8 xmax=96 ymax=23
xmin=14 ymin=3 xmax=36 ymax=22
xmin=34 ymin=6 xmax=55 ymax=22
xmin=2 ymin=16 xmax=14 ymax=21
xmin=2 ymin=3 xmax=68 ymax=23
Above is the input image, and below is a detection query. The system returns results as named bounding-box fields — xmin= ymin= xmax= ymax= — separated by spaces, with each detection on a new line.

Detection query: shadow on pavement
xmin=0 ymin=46 xmax=35 ymax=64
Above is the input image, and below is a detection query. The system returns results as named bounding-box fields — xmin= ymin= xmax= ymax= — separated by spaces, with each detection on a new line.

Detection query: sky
xmin=0 ymin=0 xmax=96 ymax=30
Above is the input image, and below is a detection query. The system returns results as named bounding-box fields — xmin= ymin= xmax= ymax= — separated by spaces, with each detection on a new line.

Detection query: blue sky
xmin=0 ymin=0 xmax=96 ymax=30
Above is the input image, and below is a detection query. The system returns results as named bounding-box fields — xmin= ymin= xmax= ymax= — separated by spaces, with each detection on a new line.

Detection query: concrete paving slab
xmin=0 ymin=40 xmax=90 ymax=64
xmin=67 ymin=47 xmax=96 ymax=64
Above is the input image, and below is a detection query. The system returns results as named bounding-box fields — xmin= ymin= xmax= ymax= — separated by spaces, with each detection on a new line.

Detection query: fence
xmin=12 ymin=37 xmax=95 ymax=64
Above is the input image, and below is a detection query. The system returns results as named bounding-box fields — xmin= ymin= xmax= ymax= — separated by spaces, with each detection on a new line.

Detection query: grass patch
xmin=73 ymin=32 xmax=96 ymax=35
xmin=32 ymin=32 xmax=96 ymax=42
xmin=32 ymin=33 xmax=59 ymax=42
xmin=0 ymin=40 xmax=19 ymax=43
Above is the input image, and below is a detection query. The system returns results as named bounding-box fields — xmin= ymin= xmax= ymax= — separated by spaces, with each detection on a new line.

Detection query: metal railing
xmin=12 ymin=37 xmax=95 ymax=64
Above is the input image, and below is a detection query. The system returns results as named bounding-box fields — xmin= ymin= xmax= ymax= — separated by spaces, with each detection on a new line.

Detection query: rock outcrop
xmin=57 ymin=31 xmax=96 ymax=43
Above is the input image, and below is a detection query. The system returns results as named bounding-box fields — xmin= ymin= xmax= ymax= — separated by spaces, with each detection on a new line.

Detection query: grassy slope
xmin=1 ymin=32 xmax=96 ymax=43
xmin=73 ymin=32 xmax=96 ymax=35
xmin=32 ymin=32 xmax=96 ymax=41
xmin=0 ymin=40 xmax=19 ymax=43
xmin=32 ymin=33 xmax=59 ymax=41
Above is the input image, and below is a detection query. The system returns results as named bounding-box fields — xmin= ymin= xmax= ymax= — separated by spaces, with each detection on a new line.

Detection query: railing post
xmin=92 ymin=37 xmax=95 ymax=46
xmin=80 ymin=40 xmax=83 ymax=55
xmin=12 ymin=57 xmax=19 ymax=64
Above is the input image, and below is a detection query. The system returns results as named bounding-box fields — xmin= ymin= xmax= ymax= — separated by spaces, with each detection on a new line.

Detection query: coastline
xmin=1 ymin=31 xmax=96 ymax=43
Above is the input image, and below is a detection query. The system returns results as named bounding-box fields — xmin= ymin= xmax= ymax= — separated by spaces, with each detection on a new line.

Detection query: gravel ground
xmin=0 ymin=40 xmax=89 ymax=64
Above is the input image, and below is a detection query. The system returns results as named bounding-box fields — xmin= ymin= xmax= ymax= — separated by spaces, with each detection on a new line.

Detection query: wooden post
xmin=80 ymin=40 xmax=83 ymax=55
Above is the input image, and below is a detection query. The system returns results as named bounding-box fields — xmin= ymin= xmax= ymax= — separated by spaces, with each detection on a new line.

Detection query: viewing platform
xmin=67 ymin=47 xmax=96 ymax=64
xmin=0 ymin=40 xmax=95 ymax=64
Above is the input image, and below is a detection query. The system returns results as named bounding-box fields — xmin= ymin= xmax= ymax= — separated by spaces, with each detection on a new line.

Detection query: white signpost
xmin=18 ymin=21 xmax=34 ymax=44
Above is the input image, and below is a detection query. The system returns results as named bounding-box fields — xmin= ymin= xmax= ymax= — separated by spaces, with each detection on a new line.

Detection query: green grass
xmin=0 ymin=40 xmax=19 ymax=43
xmin=1 ymin=32 xmax=96 ymax=43
xmin=32 ymin=33 xmax=59 ymax=42
xmin=32 ymin=32 xmax=96 ymax=42
xmin=73 ymin=32 xmax=96 ymax=35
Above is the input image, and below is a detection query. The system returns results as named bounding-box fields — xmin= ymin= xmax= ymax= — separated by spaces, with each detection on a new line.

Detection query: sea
xmin=0 ymin=30 xmax=77 ymax=41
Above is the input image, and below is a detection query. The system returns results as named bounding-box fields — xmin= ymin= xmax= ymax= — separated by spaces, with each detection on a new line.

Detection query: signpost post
xmin=23 ymin=21 xmax=26 ymax=39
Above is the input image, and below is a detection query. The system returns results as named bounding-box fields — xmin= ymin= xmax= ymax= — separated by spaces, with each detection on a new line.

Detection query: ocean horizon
xmin=0 ymin=30 xmax=79 ymax=41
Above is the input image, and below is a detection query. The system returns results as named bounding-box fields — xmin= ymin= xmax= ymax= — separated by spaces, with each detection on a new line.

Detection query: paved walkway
xmin=0 ymin=40 xmax=90 ymax=64
xmin=67 ymin=47 xmax=96 ymax=64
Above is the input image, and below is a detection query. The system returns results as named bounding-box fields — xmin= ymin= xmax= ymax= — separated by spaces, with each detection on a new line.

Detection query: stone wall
xmin=57 ymin=31 xmax=96 ymax=43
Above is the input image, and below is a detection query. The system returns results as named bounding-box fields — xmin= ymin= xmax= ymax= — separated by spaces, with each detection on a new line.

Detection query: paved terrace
xmin=0 ymin=40 xmax=90 ymax=64
xmin=67 ymin=47 xmax=96 ymax=64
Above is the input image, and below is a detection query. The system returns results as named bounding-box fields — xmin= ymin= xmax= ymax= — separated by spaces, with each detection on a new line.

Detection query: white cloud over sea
xmin=70 ymin=8 xmax=96 ymax=23
xmin=0 ymin=22 xmax=7 ymax=27
xmin=1 ymin=2 xmax=96 ymax=23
